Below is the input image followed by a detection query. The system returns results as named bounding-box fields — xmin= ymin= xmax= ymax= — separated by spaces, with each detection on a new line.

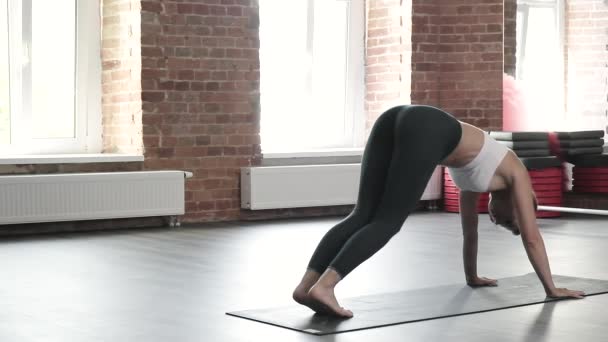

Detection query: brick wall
xmin=367 ymin=0 xmax=503 ymax=130
xmin=504 ymin=0 xmax=517 ymax=76
xmin=434 ymin=0 xmax=503 ymax=129
xmin=140 ymin=0 xmax=261 ymax=222
xmin=565 ymin=0 xmax=608 ymax=130
xmin=365 ymin=0 xmax=412 ymax=131
xmin=410 ymin=0 xmax=440 ymax=107
xmin=102 ymin=0 xmax=144 ymax=154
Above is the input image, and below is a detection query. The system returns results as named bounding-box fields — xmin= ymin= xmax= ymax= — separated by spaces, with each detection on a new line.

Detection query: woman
xmin=292 ymin=105 xmax=585 ymax=318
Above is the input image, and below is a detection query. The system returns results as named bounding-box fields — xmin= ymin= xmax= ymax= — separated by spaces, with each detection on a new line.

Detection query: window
xmin=0 ymin=0 xmax=8 ymax=145
xmin=516 ymin=0 xmax=565 ymax=130
xmin=1 ymin=0 xmax=101 ymax=155
xmin=259 ymin=0 xmax=365 ymax=152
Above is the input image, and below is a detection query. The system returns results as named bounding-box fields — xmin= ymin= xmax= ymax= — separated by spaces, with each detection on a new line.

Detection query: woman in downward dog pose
xmin=292 ymin=105 xmax=585 ymax=318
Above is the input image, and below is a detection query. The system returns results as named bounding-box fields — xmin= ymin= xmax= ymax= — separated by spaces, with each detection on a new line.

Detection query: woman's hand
xmin=467 ymin=276 xmax=498 ymax=287
xmin=546 ymin=287 xmax=585 ymax=299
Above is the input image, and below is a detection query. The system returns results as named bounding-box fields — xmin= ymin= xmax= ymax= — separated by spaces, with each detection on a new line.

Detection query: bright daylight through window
xmin=1 ymin=0 xmax=99 ymax=155
xmin=516 ymin=0 xmax=565 ymax=130
xmin=259 ymin=0 xmax=364 ymax=153
xmin=0 ymin=0 xmax=9 ymax=145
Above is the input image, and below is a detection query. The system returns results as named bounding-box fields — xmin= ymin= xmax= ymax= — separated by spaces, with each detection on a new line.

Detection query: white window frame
xmin=260 ymin=0 xmax=365 ymax=153
xmin=2 ymin=0 xmax=101 ymax=155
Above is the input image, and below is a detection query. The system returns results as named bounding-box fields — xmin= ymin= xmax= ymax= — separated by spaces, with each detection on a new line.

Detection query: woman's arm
xmin=509 ymin=167 xmax=584 ymax=298
xmin=460 ymin=191 xmax=496 ymax=286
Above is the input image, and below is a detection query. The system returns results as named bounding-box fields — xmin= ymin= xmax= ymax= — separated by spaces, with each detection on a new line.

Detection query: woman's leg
xmin=307 ymin=107 xmax=457 ymax=316
xmin=292 ymin=106 xmax=402 ymax=308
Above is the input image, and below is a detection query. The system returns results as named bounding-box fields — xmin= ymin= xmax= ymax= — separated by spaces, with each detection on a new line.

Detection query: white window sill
xmin=261 ymin=149 xmax=364 ymax=166
xmin=263 ymin=148 xmax=364 ymax=159
xmin=0 ymin=153 xmax=144 ymax=165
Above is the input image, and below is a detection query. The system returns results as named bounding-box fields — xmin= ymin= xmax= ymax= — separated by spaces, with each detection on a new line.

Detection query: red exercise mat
xmin=536 ymin=198 xmax=564 ymax=206
xmin=572 ymin=167 xmax=608 ymax=175
xmin=530 ymin=177 xmax=562 ymax=185
xmin=572 ymin=180 xmax=608 ymax=187
xmin=444 ymin=205 xmax=460 ymax=213
xmin=534 ymin=190 xmax=563 ymax=198
xmin=531 ymin=184 xmax=563 ymax=192
xmin=443 ymin=188 xmax=461 ymax=195
xmin=536 ymin=211 xmax=561 ymax=218
xmin=528 ymin=168 xmax=563 ymax=177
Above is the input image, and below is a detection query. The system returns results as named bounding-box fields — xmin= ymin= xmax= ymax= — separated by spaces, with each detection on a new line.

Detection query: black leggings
xmin=307 ymin=105 xmax=462 ymax=277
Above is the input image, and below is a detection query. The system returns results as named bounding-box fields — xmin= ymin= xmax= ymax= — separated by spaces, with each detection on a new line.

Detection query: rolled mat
xmin=513 ymin=150 xmax=551 ymax=157
xmin=520 ymin=157 xmax=562 ymax=170
xmin=559 ymin=139 xmax=604 ymax=148
xmin=489 ymin=131 xmax=549 ymax=141
xmin=497 ymin=140 xmax=550 ymax=149
xmin=562 ymin=147 xmax=604 ymax=156
xmin=555 ymin=130 xmax=605 ymax=139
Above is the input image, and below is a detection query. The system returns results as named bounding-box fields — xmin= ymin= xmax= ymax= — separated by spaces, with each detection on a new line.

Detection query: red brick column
xmin=140 ymin=0 xmax=261 ymax=222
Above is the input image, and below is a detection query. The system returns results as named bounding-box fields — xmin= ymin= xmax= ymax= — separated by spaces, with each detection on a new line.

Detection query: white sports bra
xmin=447 ymin=133 xmax=509 ymax=192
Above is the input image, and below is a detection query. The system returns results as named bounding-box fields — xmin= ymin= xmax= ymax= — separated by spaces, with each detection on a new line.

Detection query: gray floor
xmin=1 ymin=212 xmax=607 ymax=342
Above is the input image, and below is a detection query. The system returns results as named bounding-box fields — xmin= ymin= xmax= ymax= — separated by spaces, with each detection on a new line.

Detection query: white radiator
xmin=241 ymin=164 xmax=443 ymax=210
xmin=0 ymin=171 xmax=189 ymax=225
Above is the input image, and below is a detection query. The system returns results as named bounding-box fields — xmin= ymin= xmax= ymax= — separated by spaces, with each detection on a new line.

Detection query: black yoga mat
xmin=555 ymin=130 xmax=605 ymax=139
xmin=562 ymin=147 xmax=604 ymax=156
xmin=227 ymin=273 xmax=608 ymax=335
xmin=513 ymin=149 xmax=551 ymax=157
xmin=489 ymin=131 xmax=549 ymax=141
xmin=559 ymin=139 xmax=604 ymax=148
xmin=497 ymin=140 xmax=550 ymax=149
xmin=520 ymin=156 xmax=562 ymax=169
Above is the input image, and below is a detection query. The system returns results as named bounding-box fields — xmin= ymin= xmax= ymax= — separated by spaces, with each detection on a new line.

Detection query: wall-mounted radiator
xmin=0 ymin=171 xmax=189 ymax=225
xmin=241 ymin=164 xmax=443 ymax=210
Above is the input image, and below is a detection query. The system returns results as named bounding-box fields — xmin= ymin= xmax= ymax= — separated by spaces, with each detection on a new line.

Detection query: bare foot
xmin=292 ymin=283 xmax=311 ymax=306
xmin=292 ymin=269 xmax=321 ymax=306
xmin=307 ymin=284 xmax=353 ymax=318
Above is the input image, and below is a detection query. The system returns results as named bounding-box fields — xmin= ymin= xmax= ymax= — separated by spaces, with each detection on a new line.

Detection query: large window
xmin=1 ymin=0 xmax=100 ymax=154
xmin=516 ymin=0 xmax=565 ymax=130
xmin=0 ymin=0 xmax=9 ymax=145
xmin=259 ymin=0 xmax=365 ymax=152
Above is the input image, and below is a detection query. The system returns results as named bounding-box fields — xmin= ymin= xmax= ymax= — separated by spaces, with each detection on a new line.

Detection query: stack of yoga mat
xmin=568 ymin=154 xmax=608 ymax=194
xmin=490 ymin=130 xmax=605 ymax=158
xmin=488 ymin=131 xmax=571 ymax=218
xmin=489 ymin=131 xmax=551 ymax=157
xmin=442 ymin=130 xmax=606 ymax=215
xmin=558 ymin=130 xmax=606 ymax=193
xmin=555 ymin=130 xmax=605 ymax=158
